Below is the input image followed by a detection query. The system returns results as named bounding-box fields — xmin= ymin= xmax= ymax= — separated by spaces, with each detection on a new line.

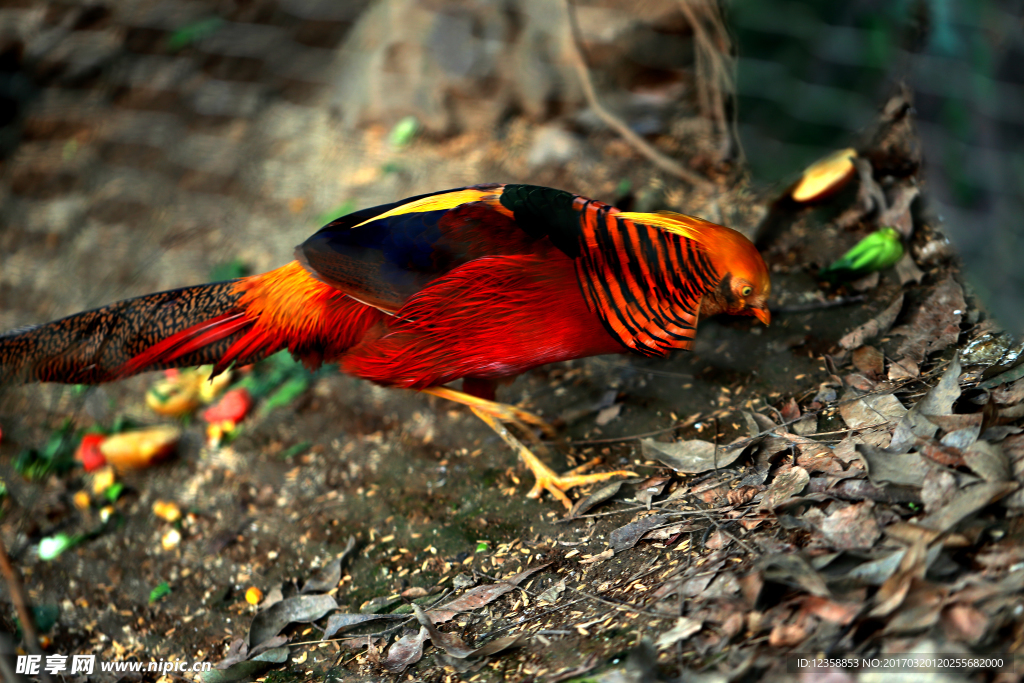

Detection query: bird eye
xmin=741 ymin=286 xmax=753 ymax=296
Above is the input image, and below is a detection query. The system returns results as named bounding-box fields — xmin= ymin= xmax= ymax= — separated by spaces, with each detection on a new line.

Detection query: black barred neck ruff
xmin=572 ymin=207 xmax=720 ymax=357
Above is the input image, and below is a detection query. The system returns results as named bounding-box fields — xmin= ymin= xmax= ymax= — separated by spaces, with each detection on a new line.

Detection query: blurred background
xmin=0 ymin=0 xmax=1021 ymax=330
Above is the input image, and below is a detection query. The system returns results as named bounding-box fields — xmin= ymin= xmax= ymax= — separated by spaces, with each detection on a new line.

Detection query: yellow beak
xmin=754 ymin=307 xmax=771 ymax=326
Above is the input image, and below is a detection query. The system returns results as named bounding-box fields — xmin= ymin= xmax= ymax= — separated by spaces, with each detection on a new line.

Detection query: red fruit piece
xmin=202 ymin=388 xmax=252 ymax=424
xmin=76 ymin=433 xmax=107 ymax=472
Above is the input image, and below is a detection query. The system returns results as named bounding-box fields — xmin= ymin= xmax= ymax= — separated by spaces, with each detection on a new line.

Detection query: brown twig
xmin=676 ymin=0 xmax=737 ymax=158
xmin=563 ymin=0 xmax=715 ymax=191
xmin=0 ymin=535 xmax=42 ymax=655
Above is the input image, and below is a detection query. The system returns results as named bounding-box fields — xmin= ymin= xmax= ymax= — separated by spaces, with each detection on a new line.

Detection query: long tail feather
xmin=0 ymin=281 xmax=271 ymax=385
xmin=0 ymin=261 xmax=387 ymax=386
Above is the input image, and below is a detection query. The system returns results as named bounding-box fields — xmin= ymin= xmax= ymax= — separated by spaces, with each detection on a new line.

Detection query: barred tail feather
xmin=0 ymin=261 xmax=388 ymax=386
xmin=0 ymin=281 xmax=277 ymax=385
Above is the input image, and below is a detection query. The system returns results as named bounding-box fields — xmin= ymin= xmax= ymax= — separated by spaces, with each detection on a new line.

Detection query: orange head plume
xmin=619 ymin=210 xmax=772 ymax=324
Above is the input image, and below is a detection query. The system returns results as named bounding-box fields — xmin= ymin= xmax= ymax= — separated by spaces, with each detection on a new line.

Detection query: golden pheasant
xmin=0 ymin=184 xmax=770 ymax=507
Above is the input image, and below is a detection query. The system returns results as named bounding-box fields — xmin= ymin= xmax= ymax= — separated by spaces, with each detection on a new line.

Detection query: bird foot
xmin=422 ymin=385 xmax=633 ymax=508
xmin=467 ymin=405 xmax=635 ymax=509
xmin=524 ymin=456 xmax=638 ymax=509
xmin=424 ymin=386 xmax=556 ymax=438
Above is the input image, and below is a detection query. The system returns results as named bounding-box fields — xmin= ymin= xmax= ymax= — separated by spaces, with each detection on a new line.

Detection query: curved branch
xmin=563 ymin=0 xmax=716 ymax=192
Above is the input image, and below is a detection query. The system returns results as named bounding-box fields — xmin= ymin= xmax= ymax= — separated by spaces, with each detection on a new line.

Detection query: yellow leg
xmin=423 ymin=386 xmax=636 ymax=509
xmin=424 ymin=386 xmax=556 ymax=438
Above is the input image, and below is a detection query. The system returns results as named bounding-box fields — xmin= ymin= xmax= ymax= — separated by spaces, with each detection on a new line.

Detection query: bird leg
xmin=424 ymin=386 xmax=556 ymax=438
xmin=423 ymin=387 xmax=636 ymax=509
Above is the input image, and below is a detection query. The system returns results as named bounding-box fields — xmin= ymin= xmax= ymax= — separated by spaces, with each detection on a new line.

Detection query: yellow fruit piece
xmin=791 ymin=148 xmax=857 ymax=202
xmin=198 ymin=366 xmax=233 ymax=404
xmin=245 ymin=586 xmax=263 ymax=605
xmin=153 ymin=500 xmax=182 ymax=523
xmin=91 ymin=466 xmax=116 ymax=495
xmin=73 ymin=490 xmax=91 ymax=510
xmin=100 ymin=426 xmax=181 ymax=470
xmin=161 ymin=528 xmax=181 ymax=550
xmin=206 ymin=422 xmax=224 ymax=448
xmin=146 ymin=372 xmax=202 ymax=417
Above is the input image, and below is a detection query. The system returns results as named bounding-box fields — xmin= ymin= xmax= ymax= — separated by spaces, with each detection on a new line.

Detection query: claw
xmin=422 ymin=385 xmax=633 ymax=508
xmin=469 ymin=406 xmax=635 ymax=509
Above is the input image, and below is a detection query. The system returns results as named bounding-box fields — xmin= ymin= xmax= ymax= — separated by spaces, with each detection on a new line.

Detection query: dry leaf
xmin=816 ymin=501 xmax=881 ymax=550
xmin=322 ymin=613 xmax=405 ymax=639
xmin=803 ymin=596 xmax=860 ymax=625
xmin=856 ymin=444 xmax=931 ymax=488
xmin=247 ymin=593 xmax=337 ymax=648
xmin=761 ymin=554 xmax=831 ymax=597
xmin=568 ymin=481 xmax=622 ymax=519
xmin=883 ymin=581 xmax=946 ymax=634
xmin=917 ymin=481 xmax=1019 ymax=534
xmin=654 ymin=617 xmax=702 ymax=649
xmin=942 ymin=604 xmax=989 ymax=645
xmin=839 ymin=393 xmax=906 ymax=430
xmin=891 ymin=278 xmax=965 ymax=363
xmin=869 ymin=540 xmax=931 ymax=618
xmin=963 ymin=441 xmax=1010 ymax=482
xmin=761 ymin=466 xmax=809 ymax=509
xmin=889 ymin=354 xmax=962 ymax=453
xmin=425 ymin=564 xmax=549 ymax=623
xmin=538 ymin=578 xmax=566 ymax=604
xmin=641 ymin=438 xmax=742 ymax=473
xmin=852 ymin=345 xmax=885 ymax=378
xmin=839 ymin=294 xmax=903 ymax=350
xmin=608 ymin=514 xmax=670 ymax=552
xmin=383 ymin=627 xmax=427 ymax=673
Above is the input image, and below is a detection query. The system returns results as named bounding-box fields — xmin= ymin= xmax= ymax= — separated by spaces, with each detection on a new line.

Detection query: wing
xmin=295 ymin=184 xmax=586 ymax=312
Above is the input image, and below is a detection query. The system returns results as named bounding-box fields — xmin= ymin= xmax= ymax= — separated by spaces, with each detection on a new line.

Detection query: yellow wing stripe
xmin=617 ymin=211 xmax=718 ymax=242
xmin=350 ymin=189 xmax=496 ymax=229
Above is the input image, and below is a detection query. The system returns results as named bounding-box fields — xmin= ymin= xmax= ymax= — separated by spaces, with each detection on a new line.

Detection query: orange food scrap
xmin=153 ymin=500 xmax=182 ymax=523
xmin=245 ymin=586 xmax=263 ymax=605
xmin=791 ymin=148 xmax=857 ymax=202
xmin=100 ymin=426 xmax=180 ymax=470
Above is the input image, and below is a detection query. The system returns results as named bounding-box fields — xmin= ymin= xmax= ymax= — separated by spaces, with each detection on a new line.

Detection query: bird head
xmin=619 ymin=210 xmax=772 ymax=325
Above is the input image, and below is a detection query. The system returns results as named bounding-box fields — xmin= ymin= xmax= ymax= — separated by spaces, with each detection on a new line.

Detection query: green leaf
xmin=166 ymin=17 xmax=224 ymax=52
xmin=280 ymin=441 xmax=312 ymax=460
xmin=475 ymin=542 xmax=490 ymax=553
xmin=15 ymin=421 xmax=78 ymax=480
xmin=149 ymin=581 xmax=172 ymax=604
xmin=104 ymin=482 xmax=125 ymax=503
xmin=316 ymin=200 xmax=355 ymax=227
xmin=210 ymin=258 xmax=249 ymax=282
xmin=109 ymin=414 xmax=141 ymax=435
xmin=821 ymin=227 xmax=904 ymax=281
xmin=32 ymin=605 xmax=60 ymax=633
xmin=978 ymin=362 xmax=1024 ymax=390
xmin=62 ymin=139 xmax=78 ymax=162
xmin=39 ymin=533 xmax=82 ymax=561
xmin=259 ymin=376 xmax=310 ymax=415
xmin=388 ymin=116 xmax=419 ymax=148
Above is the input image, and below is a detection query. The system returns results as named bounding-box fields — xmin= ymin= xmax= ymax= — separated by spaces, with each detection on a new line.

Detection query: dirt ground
xmin=2 ymin=2 xmax=1023 ymax=683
